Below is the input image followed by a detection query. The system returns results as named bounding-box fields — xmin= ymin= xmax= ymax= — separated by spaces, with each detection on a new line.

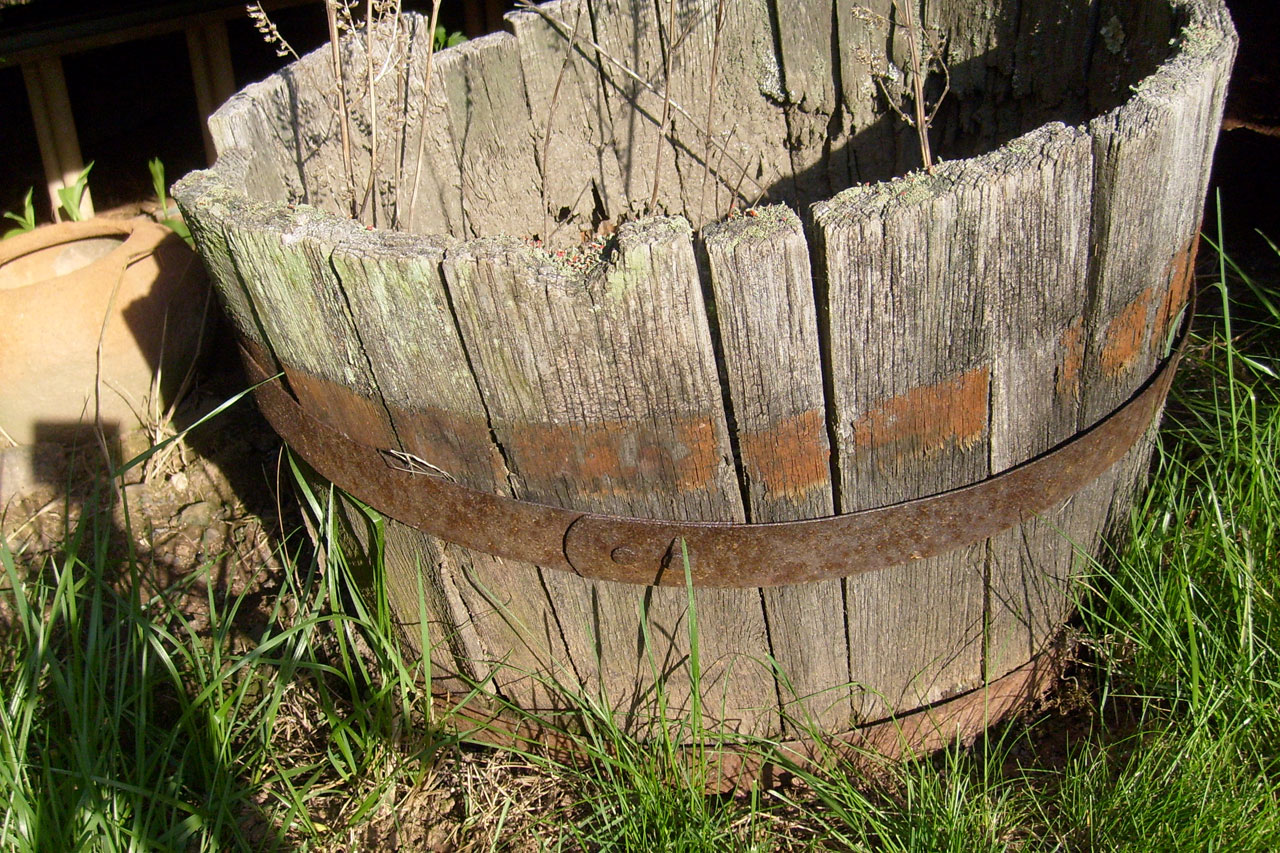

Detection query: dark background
xmin=0 ymin=0 xmax=515 ymax=219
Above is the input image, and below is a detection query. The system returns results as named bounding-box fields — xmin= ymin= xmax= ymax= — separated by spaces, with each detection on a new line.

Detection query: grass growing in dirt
xmin=1 ymin=223 xmax=1278 ymax=850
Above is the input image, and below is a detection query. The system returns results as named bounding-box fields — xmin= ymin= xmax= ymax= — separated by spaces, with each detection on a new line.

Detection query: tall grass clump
xmin=0 ymin=413 xmax=452 ymax=850
xmin=1080 ymin=238 xmax=1279 ymax=735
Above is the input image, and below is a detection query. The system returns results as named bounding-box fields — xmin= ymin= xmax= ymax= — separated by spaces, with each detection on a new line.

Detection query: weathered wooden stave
xmin=175 ymin=0 xmax=1234 ymax=740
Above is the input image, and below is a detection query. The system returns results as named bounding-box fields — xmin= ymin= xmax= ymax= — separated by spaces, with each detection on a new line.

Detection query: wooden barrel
xmin=174 ymin=0 xmax=1234 ymax=748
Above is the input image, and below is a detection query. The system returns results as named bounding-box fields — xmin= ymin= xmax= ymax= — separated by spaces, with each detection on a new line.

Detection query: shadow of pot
xmin=0 ymin=217 xmax=211 ymax=446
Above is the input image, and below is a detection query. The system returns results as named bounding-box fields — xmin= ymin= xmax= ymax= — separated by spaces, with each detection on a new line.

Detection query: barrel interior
xmin=229 ymin=0 xmax=1181 ymax=238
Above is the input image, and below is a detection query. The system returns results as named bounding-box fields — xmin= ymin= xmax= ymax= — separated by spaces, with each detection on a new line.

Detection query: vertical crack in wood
xmin=810 ymin=224 xmax=846 ymax=516
xmin=693 ymin=235 xmax=753 ymax=522
xmin=325 ymin=251 xmax=407 ymax=451
xmin=435 ymin=246 xmax=582 ymax=694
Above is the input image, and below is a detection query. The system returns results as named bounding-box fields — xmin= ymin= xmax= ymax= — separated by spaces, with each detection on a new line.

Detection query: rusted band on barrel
xmin=241 ymin=316 xmax=1187 ymax=588
xmin=434 ymin=644 xmax=1063 ymax=794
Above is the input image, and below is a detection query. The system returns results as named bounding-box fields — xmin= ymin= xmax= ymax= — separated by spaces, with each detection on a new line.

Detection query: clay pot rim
xmin=0 ymin=217 xmax=173 ymax=293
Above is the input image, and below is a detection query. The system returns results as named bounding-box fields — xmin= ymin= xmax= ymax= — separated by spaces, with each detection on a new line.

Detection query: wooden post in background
xmin=22 ymin=56 xmax=93 ymax=222
xmin=187 ymin=20 xmax=238 ymax=165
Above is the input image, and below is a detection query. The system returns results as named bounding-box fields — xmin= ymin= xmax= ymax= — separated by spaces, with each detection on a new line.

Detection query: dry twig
xmin=325 ymin=0 xmax=359 ymax=217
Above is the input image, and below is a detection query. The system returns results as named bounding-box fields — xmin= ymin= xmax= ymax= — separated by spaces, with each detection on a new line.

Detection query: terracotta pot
xmin=0 ymin=218 xmax=210 ymax=445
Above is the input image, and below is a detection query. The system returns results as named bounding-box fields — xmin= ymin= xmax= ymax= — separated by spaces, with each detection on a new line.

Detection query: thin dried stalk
xmin=897 ymin=0 xmax=933 ymax=172
xmin=326 ymin=0 xmax=359 ymax=217
xmin=247 ymin=3 xmax=299 ymax=59
xmin=405 ymin=0 xmax=444 ymax=225
xmin=388 ymin=0 xmax=408 ymax=228
xmin=363 ymin=0 xmax=380 ymax=226
xmin=648 ymin=0 xmax=680 ymax=214
xmin=901 ymin=0 xmax=931 ymax=171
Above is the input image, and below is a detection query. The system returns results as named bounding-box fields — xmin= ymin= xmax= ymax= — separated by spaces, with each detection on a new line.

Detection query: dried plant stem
xmin=405 ymin=0 xmax=444 ymax=225
xmin=363 ymin=0 xmax=380 ymax=226
xmin=698 ymin=0 xmax=727 ymax=224
xmin=648 ymin=0 xmax=679 ymax=214
xmin=897 ymin=0 xmax=934 ymax=173
xmin=326 ymin=0 xmax=359 ymax=217
xmin=388 ymin=1 xmax=408 ymax=228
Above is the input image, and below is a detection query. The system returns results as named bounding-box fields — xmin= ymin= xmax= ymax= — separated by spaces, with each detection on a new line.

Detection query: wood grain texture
xmin=1083 ymin=2 xmax=1234 ymax=425
xmin=979 ymin=124 xmax=1100 ymax=681
xmin=173 ymin=0 xmax=1237 ymax=743
xmin=587 ymin=0 xmax=682 ymax=214
xmin=834 ymin=0 xmax=901 ymax=183
xmin=814 ymin=164 xmax=990 ymax=721
xmin=769 ymin=0 xmax=849 ymax=202
xmin=433 ymin=32 xmax=544 ymax=238
xmin=506 ymin=0 xmax=626 ymax=242
xmin=1084 ymin=0 xmax=1234 ymax=557
xmin=660 ymin=0 xmax=794 ymax=222
xmin=397 ymin=16 xmax=467 ymax=236
xmin=442 ymin=218 xmax=776 ymax=733
xmin=326 ymin=229 xmax=574 ymax=709
xmin=173 ymin=160 xmax=273 ymax=353
xmin=702 ymin=204 xmax=848 ymax=732
xmin=771 ymin=0 xmax=836 ymax=116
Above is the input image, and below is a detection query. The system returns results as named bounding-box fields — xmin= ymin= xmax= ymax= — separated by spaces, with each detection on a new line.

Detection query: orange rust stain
xmin=285 ymin=367 xmax=399 ymax=449
xmin=504 ymin=416 xmax=723 ymax=497
xmin=1100 ymin=287 xmax=1154 ymax=377
xmin=851 ymin=367 xmax=990 ymax=457
xmin=737 ymin=409 xmax=831 ymax=500
xmin=1154 ymin=232 xmax=1199 ymax=351
xmin=1056 ymin=318 xmax=1085 ymax=400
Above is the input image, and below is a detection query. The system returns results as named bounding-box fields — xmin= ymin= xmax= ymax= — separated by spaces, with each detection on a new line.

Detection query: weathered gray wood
xmin=656 ymin=0 xmax=793 ymax=222
xmin=770 ymin=0 xmax=851 ymax=201
xmin=980 ymin=124 xmax=1100 ymax=681
xmin=772 ymin=0 xmax=837 ymax=115
xmin=1084 ymin=1 xmax=1234 ymax=559
xmin=584 ymin=0 xmax=794 ymax=220
xmin=702 ymin=205 xmax=848 ymax=732
xmin=1086 ymin=0 xmax=1179 ymax=116
xmin=1083 ymin=2 xmax=1234 ymax=425
xmin=204 ymin=77 xmax=303 ymax=203
xmin=1012 ymin=1 xmax=1094 ymax=112
xmin=834 ymin=0 xmax=900 ymax=183
xmin=587 ymin=0 xmax=684 ymax=215
xmin=815 ymin=166 xmax=991 ymax=720
xmin=442 ymin=218 xmax=776 ymax=733
xmin=926 ymin=0 xmax=1025 ymax=161
xmin=506 ymin=0 xmax=626 ymax=243
xmin=326 ymin=230 xmax=575 ymax=708
xmin=396 ymin=24 xmax=466 ymax=237
xmin=174 ymin=161 xmax=273 ymax=353
xmin=175 ymin=1 xmax=1236 ymax=744
xmin=217 ymin=205 xmax=391 ymax=445
xmin=432 ymin=32 xmax=544 ymax=238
